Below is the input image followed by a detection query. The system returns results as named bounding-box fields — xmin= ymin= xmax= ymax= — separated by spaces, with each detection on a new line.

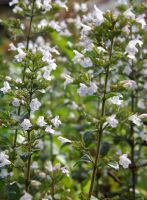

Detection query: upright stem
xmin=25 ymin=131 xmax=32 ymax=192
xmin=88 ymin=39 xmax=113 ymax=199
xmin=25 ymin=61 xmax=34 ymax=192
xmin=130 ymin=62 xmax=136 ymax=200
xmin=13 ymin=0 xmax=35 ymax=155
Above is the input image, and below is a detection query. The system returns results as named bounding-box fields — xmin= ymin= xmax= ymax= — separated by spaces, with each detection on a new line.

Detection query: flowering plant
xmin=0 ymin=0 xmax=147 ymax=199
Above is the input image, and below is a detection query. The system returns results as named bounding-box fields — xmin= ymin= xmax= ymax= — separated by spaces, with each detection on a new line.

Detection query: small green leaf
xmin=108 ymin=160 xmax=119 ymax=170
xmin=74 ymin=154 xmax=93 ymax=167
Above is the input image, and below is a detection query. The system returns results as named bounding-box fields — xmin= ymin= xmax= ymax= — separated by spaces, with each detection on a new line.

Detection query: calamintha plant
xmin=0 ymin=0 xmax=147 ymax=200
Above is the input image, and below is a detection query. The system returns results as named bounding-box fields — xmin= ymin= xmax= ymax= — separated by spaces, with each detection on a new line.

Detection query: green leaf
xmin=20 ymin=152 xmax=31 ymax=162
xmin=108 ymin=160 xmax=119 ymax=170
xmin=74 ymin=154 xmax=93 ymax=167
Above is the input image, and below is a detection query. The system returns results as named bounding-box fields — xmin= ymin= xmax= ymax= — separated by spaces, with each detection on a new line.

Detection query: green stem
xmin=88 ymin=40 xmax=113 ymax=199
xmin=13 ymin=0 xmax=35 ymax=153
xmin=25 ymin=131 xmax=32 ymax=192
xmin=130 ymin=62 xmax=136 ymax=200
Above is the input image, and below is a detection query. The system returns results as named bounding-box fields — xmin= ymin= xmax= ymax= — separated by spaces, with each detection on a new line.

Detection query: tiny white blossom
xmin=63 ymin=74 xmax=73 ymax=89
xmin=94 ymin=5 xmax=104 ymax=26
xmin=42 ymin=70 xmax=52 ymax=81
xmin=125 ymin=39 xmax=143 ymax=60
xmin=36 ymin=116 xmax=47 ymax=127
xmin=121 ymin=80 xmax=137 ymax=89
xmin=0 ymin=81 xmax=11 ymax=94
xmin=139 ymin=114 xmax=147 ymax=119
xmin=51 ymin=116 xmax=61 ymax=127
xmin=21 ymin=119 xmax=32 ymax=131
xmin=15 ymin=48 xmax=26 ymax=62
xmin=128 ymin=114 xmax=141 ymax=126
xmin=136 ymin=14 xmax=146 ymax=29
xmin=20 ymin=192 xmax=32 ymax=200
xmin=88 ymin=82 xmax=98 ymax=95
xmin=124 ymin=8 xmax=135 ymax=19
xmin=77 ymin=83 xmax=88 ymax=96
xmin=12 ymin=98 xmax=20 ymax=107
xmin=58 ymin=136 xmax=71 ymax=144
xmin=9 ymin=0 xmax=18 ymax=6
xmin=30 ymin=98 xmax=41 ymax=112
xmin=45 ymin=125 xmax=55 ymax=134
xmin=110 ymin=95 xmax=123 ymax=105
xmin=107 ymin=115 xmax=118 ymax=128
xmin=119 ymin=154 xmax=131 ymax=169
xmin=0 ymin=151 xmax=11 ymax=168
xmin=80 ymin=57 xmax=93 ymax=68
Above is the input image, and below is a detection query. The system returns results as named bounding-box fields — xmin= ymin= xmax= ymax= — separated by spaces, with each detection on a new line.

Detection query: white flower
xmin=12 ymin=98 xmax=20 ymax=107
xmin=73 ymin=50 xmax=92 ymax=68
xmin=20 ymin=192 xmax=32 ymax=200
xmin=31 ymin=161 xmax=39 ymax=169
xmin=77 ymin=83 xmax=88 ymax=96
xmin=36 ymin=116 xmax=47 ymax=127
xmin=45 ymin=125 xmax=55 ymax=134
xmin=43 ymin=0 xmax=52 ymax=12
xmin=63 ymin=74 xmax=73 ymax=89
xmin=80 ymin=57 xmax=93 ymax=68
xmin=9 ymin=43 xmax=16 ymax=51
xmin=61 ymin=167 xmax=69 ymax=176
xmin=21 ymin=119 xmax=32 ymax=131
xmin=0 ymin=81 xmax=11 ymax=94
xmin=51 ymin=116 xmax=61 ymax=127
xmin=0 ymin=151 xmax=11 ymax=168
xmin=42 ymin=70 xmax=52 ymax=81
xmin=55 ymin=0 xmax=68 ymax=11
xmin=139 ymin=114 xmax=147 ymax=119
xmin=15 ymin=48 xmax=26 ymax=62
xmin=125 ymin=39 xmax=143 ymax=60
xmin=107 ymin=115 xmax=118 ymax=128
xmin=30 ymin=98 xmax=41 ymax=112
xmin=128 ymin=114 xmax=141 ymax=126
xmin=73 ymin=50 xmax=83 ymax=64
xmin=9 ymin=0 xmax=18 ymax=6
xmin=58 ymin=136 xmax=71 ymax=144
xmin=121 ymin=80 xmax=137 ymax=89
xmin=94 ymin=5 xmax=104 ymax=26
xmin=110 ymin=95 xmax=123 ymax=105
xmin=119 ymin=154 xmax=131 ymax=169
xmin=139 ymin=132 xmax=147 ymax=141
xmin=136 ymin=14 xmax=146 ymax=29
xmin=74 ymin=3 xmax=87 ymax=13
xmin=88 ymin=82 xmax=98 ymax=95
xmin=124 ymin=8 xmax=135 ymax=19
xmin=0 ymin=169 xmax=9 ymax=178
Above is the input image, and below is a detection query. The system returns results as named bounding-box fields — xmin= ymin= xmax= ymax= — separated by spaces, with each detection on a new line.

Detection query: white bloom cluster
xmin=0 ymin=151 xmax=11 ymax=168
xmin=119 ymin=154 xmax=131 ymax=168
xmin=73 ymin=50 xmax=93 ymax=68
xmin=74 ymin=2 xmax=88 ymax=13
xmin=0 ymin=81 xmax=11 ymax=94
xmin=9 ymin=43 xmax=26 ymax=62
xmin=30 ymin=98 xmax=41 ymax=112
xmin=107 ymin=115 xmax=118 ymax=128
xmin=20 ymin=192 xmax=32 ymax=200
xmin=121 ymin=80 xmax=137 ymax=89
xmin=63 ymin=74 xmax=73 ymax=89
xmin=36 ymin=116 xmax=47 ymax=127
xmin=20 ymin=119 xmax=32 ymax=131
xmin=12 ymin=98 xmax=20 ymax=107
xmin=109 ymin=95 xmax=123 ymax=106
xmin=128 ymin=113 xmax=147 ymax=126
xmin=46 ymin=161 xmax=69 ymax=176
xmin=77 ymin=82 xmax=97 ymax=96
xmin=125 ymin=39 xmax=143 ymax=60
xmin=58 ymin=136 xmax=71 ymax=144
